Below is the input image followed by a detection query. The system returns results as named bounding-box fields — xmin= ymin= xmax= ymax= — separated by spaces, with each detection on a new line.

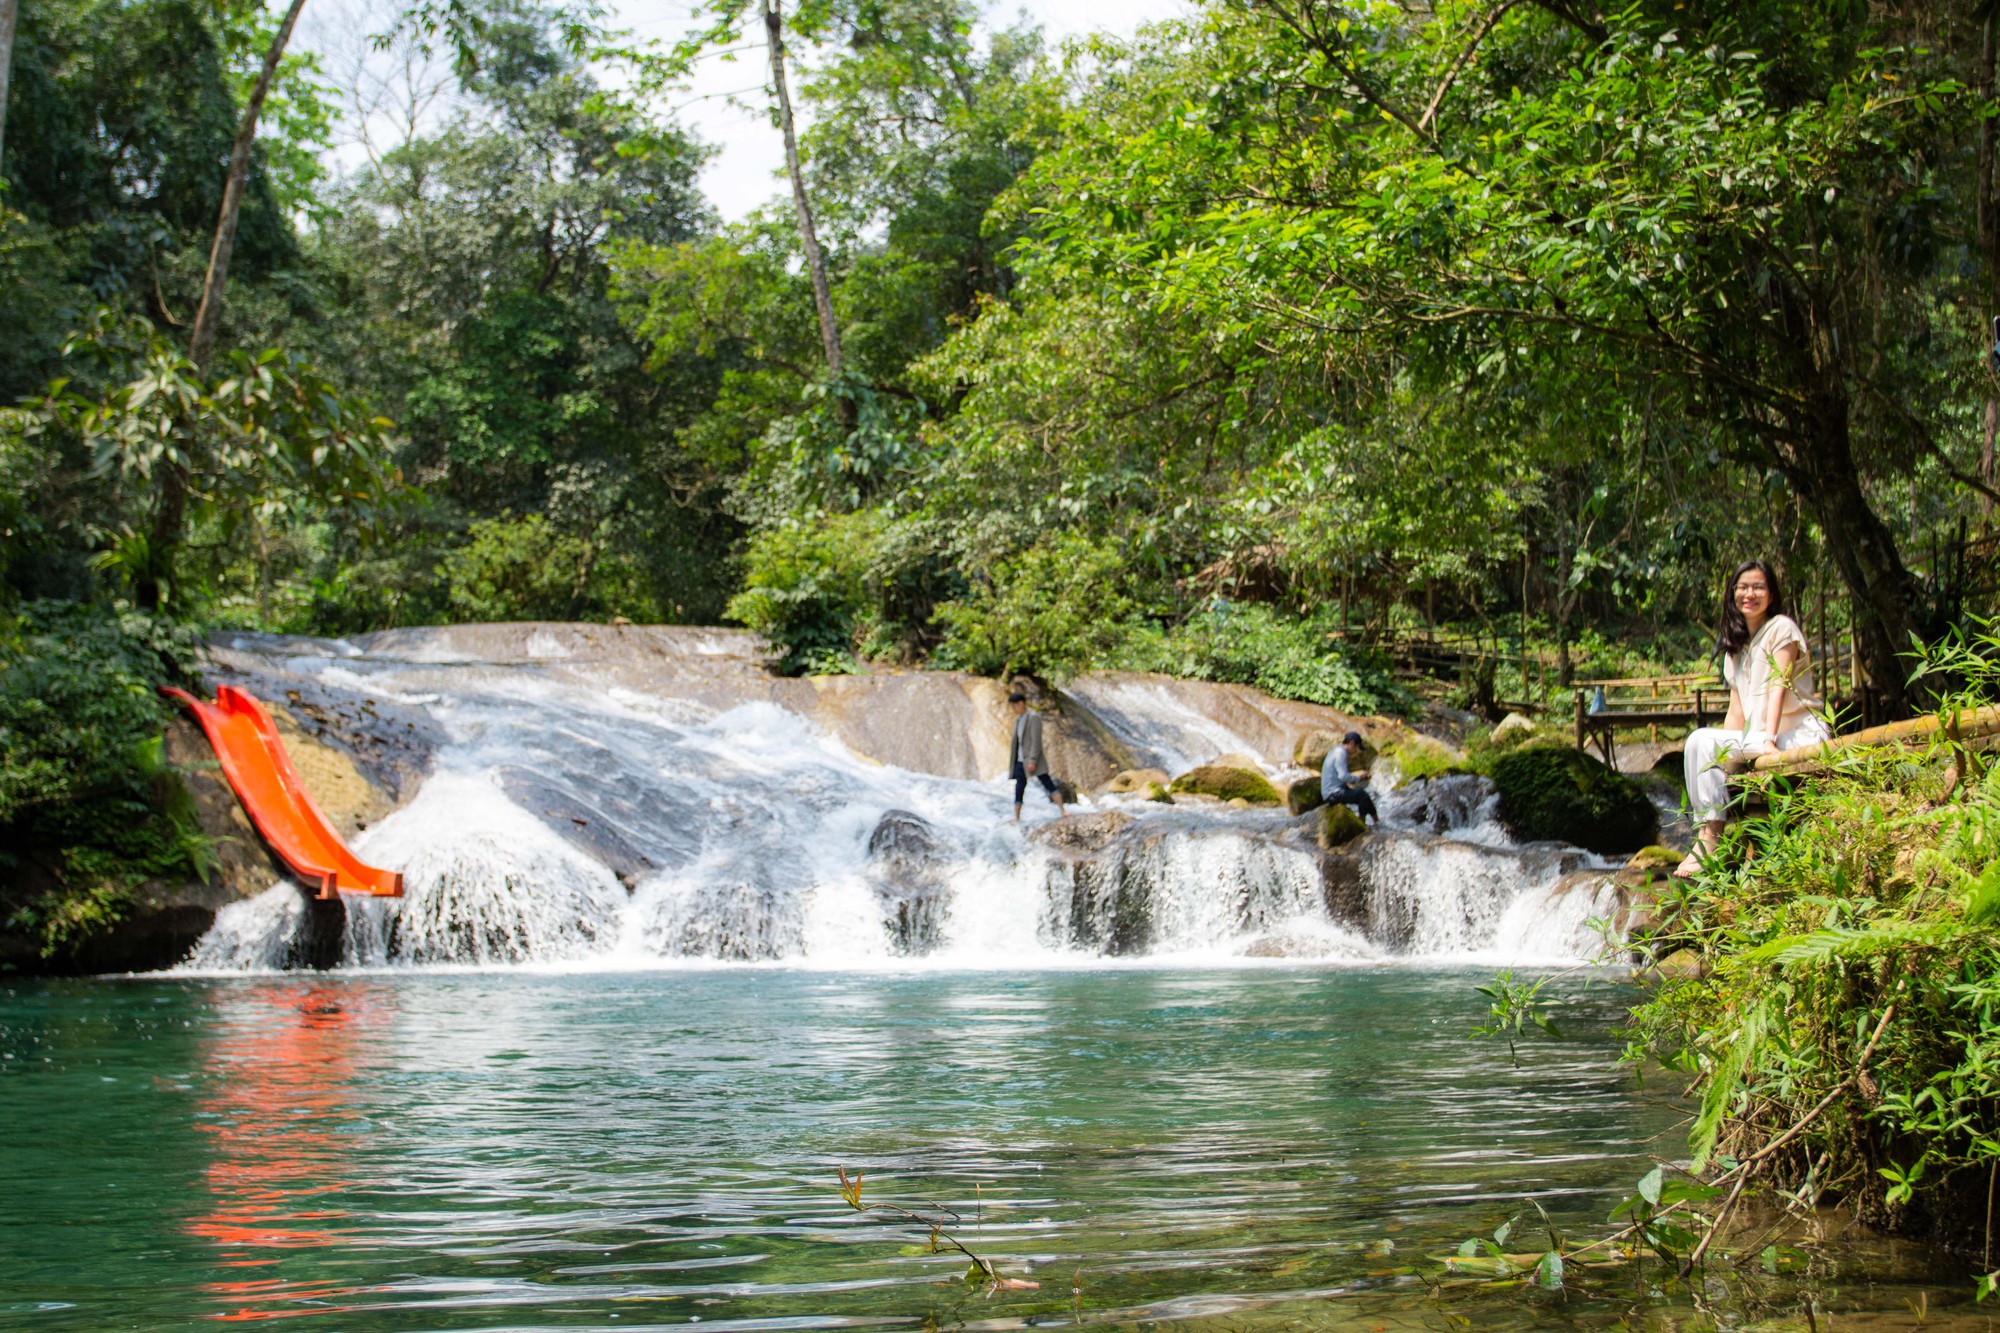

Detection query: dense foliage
xmin=0 ymin=604 xmax=207 ymax=957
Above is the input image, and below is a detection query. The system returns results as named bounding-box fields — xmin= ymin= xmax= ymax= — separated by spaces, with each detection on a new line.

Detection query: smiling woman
xmin=1676 ymin=560 xmax=1833 ymax=878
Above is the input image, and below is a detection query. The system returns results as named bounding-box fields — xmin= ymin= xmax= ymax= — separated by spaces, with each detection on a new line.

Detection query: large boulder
xmin=1099 ymin=768 xmax=1172 ymax=796
xmin=1293 ymin=730 xmax=1379 ymax=776
xmin=1285 ymin=776 xmax=1326 ymax=816
xmin=1169 ymin=763 xmax=1282 ymax=805
xmin=1489 ymin=745 xmax=1658 ymax=855
xmin=1294 ymin=730 xmax=1338 ymax=771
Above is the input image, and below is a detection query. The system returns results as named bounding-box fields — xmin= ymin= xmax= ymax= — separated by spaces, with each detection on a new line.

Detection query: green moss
xmin=1384 ymin=735 xmax=1459 ymax=786
xmin=1489 ymin=745 xmax=1658 ymax=855
xmin=1169 ymin=764 xmax=1282 ymax=805
xmin=1317 ymin=803 xmax=1367 ymax=848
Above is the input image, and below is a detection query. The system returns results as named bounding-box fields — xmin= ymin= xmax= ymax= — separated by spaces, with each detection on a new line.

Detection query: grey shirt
xmin=1009 ymin=711 xmax=1046 ymax=772
xmin=1321 ymin=743 xmax=1355 ymax=797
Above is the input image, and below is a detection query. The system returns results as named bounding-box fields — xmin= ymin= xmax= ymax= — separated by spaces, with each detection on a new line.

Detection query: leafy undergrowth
xmin=1109 ymin=603 xmax=1414 ymax=717
xmin=0 ymin=602 xmax=211 ymax=962
xmin=1623 ymin=620 xmax=2000 ymax=1274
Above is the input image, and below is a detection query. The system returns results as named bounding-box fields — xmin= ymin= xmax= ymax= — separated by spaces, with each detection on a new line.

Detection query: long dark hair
xmin=1716 ymin=560 xmax=1785 ymax=659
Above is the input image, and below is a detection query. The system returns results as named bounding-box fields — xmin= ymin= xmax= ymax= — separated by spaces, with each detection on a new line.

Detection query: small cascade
xmin=1037 ymin=815 xmax=1330 ymax=956
xmin=1338 ymin=836 xmax=1589 ymax=956
xmin=178 ymin=631 xmax=1636 ymax=973
xmin=187 ymin=885 xmax=307 ymax=971
xmin=1382 ymin=774 xmax=1505 ymax=839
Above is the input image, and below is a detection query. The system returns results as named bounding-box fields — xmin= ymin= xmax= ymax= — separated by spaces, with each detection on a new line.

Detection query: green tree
xmin=317 ymin=8 xmax=735 ymax=624
xmin=1010 ymin=0 xmax=1997 ymax=712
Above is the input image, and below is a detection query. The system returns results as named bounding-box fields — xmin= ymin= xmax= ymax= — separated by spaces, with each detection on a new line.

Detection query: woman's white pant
xmin=1683 ymin=719 xmax=1832 ymax=823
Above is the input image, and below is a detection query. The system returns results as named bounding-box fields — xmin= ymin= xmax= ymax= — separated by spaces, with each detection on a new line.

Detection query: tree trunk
xmin=1982 ymin=7 xmax=1998 ymax=522
xmin=1554 ymin=535 xmax=1575 ymax=687
xmin=139 ymin=0 xmax=309 ymax=610
xmin=1783 ymin=412 xmax=1923 ymax=719
xmin=0 ymin=0 xmax=18 ymax=168
xmin=762 ymin=0 xmax=843 ymax=381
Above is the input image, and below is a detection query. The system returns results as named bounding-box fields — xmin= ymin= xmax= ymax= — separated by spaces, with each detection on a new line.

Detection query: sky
xmin=297 ymin=0 xmax=1191 ymax=222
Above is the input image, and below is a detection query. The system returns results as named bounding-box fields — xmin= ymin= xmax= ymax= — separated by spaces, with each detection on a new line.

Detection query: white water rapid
xmin=182 ymin=627 xmax=1625 ymax=973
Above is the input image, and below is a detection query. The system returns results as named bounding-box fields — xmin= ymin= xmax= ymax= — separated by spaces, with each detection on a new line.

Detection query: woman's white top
xmin=1723 ymin=613 xmax=1821 ymax=737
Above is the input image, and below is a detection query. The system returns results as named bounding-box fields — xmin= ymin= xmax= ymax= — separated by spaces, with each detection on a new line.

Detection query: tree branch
xmin=1418 ymin=0 xmax=1524 ymax=134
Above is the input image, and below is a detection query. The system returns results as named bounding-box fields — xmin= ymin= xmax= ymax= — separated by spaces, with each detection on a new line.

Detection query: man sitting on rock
xmin=1320 ymin=731 xmax=1378 ymax=826
xmin=1008 ymin=692 xmax=1068 ymax=823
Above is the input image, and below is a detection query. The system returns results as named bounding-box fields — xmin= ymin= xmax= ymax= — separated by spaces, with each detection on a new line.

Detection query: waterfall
xmin=178 ymin=629 xmax=1629 ymax=973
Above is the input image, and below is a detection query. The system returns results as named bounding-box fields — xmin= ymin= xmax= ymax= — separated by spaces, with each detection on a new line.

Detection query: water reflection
xmin=191 ymin=981 xmax=384 ymax=1322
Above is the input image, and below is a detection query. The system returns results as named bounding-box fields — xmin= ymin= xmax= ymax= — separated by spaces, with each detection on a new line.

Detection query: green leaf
xmin=1636 ymin=1166 xmax=1663 ymax=1206
xmin=1534 ymin=1250 xmax=1564 ymax=1288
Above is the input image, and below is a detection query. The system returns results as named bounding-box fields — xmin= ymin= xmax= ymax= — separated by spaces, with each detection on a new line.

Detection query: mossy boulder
xmin=1285 ymin=776 xmax=1326 ymax=816
xmin=1489 ymin=711 xmax=1539 ymax=749
xmin=1616 ymin=845 xmax=1683 ymax=887
xmin=1169 ymin=764 xmax=1282 ymax=805
xmin=1382 ymin=734 xmax=1460 ymax=786
xmin=1317 ymin=803 xmax=1368 ymax=849
xmin=1489 ymin=746 xmax=1658 ymax=855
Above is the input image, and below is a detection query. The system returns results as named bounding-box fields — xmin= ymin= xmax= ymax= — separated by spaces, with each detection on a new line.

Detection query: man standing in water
xmin=1008 ymin=692 xmax=1068 ymax=823
xmin=1321 ymin=731 xmax=1378 ymax=825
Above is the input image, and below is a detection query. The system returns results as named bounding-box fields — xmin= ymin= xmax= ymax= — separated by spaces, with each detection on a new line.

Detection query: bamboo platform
xmin=1747 ymin=703 xmax=2000 ymax=777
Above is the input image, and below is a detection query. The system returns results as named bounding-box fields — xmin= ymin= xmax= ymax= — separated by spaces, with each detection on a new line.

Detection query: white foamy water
xmin=1062 ymin=678 xmax=1271 ymax=776
xmin=179 ymin=639 xmax=1630 ymax=974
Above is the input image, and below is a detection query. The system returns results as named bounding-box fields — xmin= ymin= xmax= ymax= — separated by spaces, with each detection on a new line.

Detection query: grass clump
xmin=1624 ymin=617 xmax=2000 ymax=1252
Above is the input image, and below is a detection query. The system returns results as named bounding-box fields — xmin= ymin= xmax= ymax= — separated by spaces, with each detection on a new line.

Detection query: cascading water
xmin=183 ymin=629 xmax=1629 ymax=973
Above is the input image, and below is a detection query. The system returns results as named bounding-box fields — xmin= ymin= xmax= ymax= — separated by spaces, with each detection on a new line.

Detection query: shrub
xmin=726 ymin=516 xmax=879 ymax=675
xmin=440 ymin=514 xmax=599 ymax=623
xmin=1488 ymin=744 xmax=1658 ymax=854
xmin=931 ymin=533 xmax=1137 ymax=682
xmin=0 ymin=602 xmax=210 ymax=959
xmin=1121 ymin=603 xmax=1413 ymax=717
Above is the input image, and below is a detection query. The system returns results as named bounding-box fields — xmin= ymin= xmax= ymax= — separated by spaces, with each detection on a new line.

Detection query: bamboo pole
xmin=1752 ymin=704 xmax=2000 ymax=775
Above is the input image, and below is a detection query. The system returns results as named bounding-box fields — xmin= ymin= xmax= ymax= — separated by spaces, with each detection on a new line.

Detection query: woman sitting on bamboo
xmin=1675 ymin=560 xmax=1833 ymax=879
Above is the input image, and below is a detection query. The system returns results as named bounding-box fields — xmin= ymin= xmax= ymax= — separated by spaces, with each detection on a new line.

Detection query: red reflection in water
xmin=188 ymin=981 xmax=388 ymax=1322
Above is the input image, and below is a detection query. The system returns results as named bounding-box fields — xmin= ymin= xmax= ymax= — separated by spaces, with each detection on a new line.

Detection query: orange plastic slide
xmin=162 ymin=685 xmax=403 ymax=900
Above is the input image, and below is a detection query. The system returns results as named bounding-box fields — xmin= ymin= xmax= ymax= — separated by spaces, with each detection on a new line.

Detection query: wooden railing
xmin=1572 ymin=673 xmax=1724 ymax=765
xmin=1570 ymin=641 xmax=1857 ymax=766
